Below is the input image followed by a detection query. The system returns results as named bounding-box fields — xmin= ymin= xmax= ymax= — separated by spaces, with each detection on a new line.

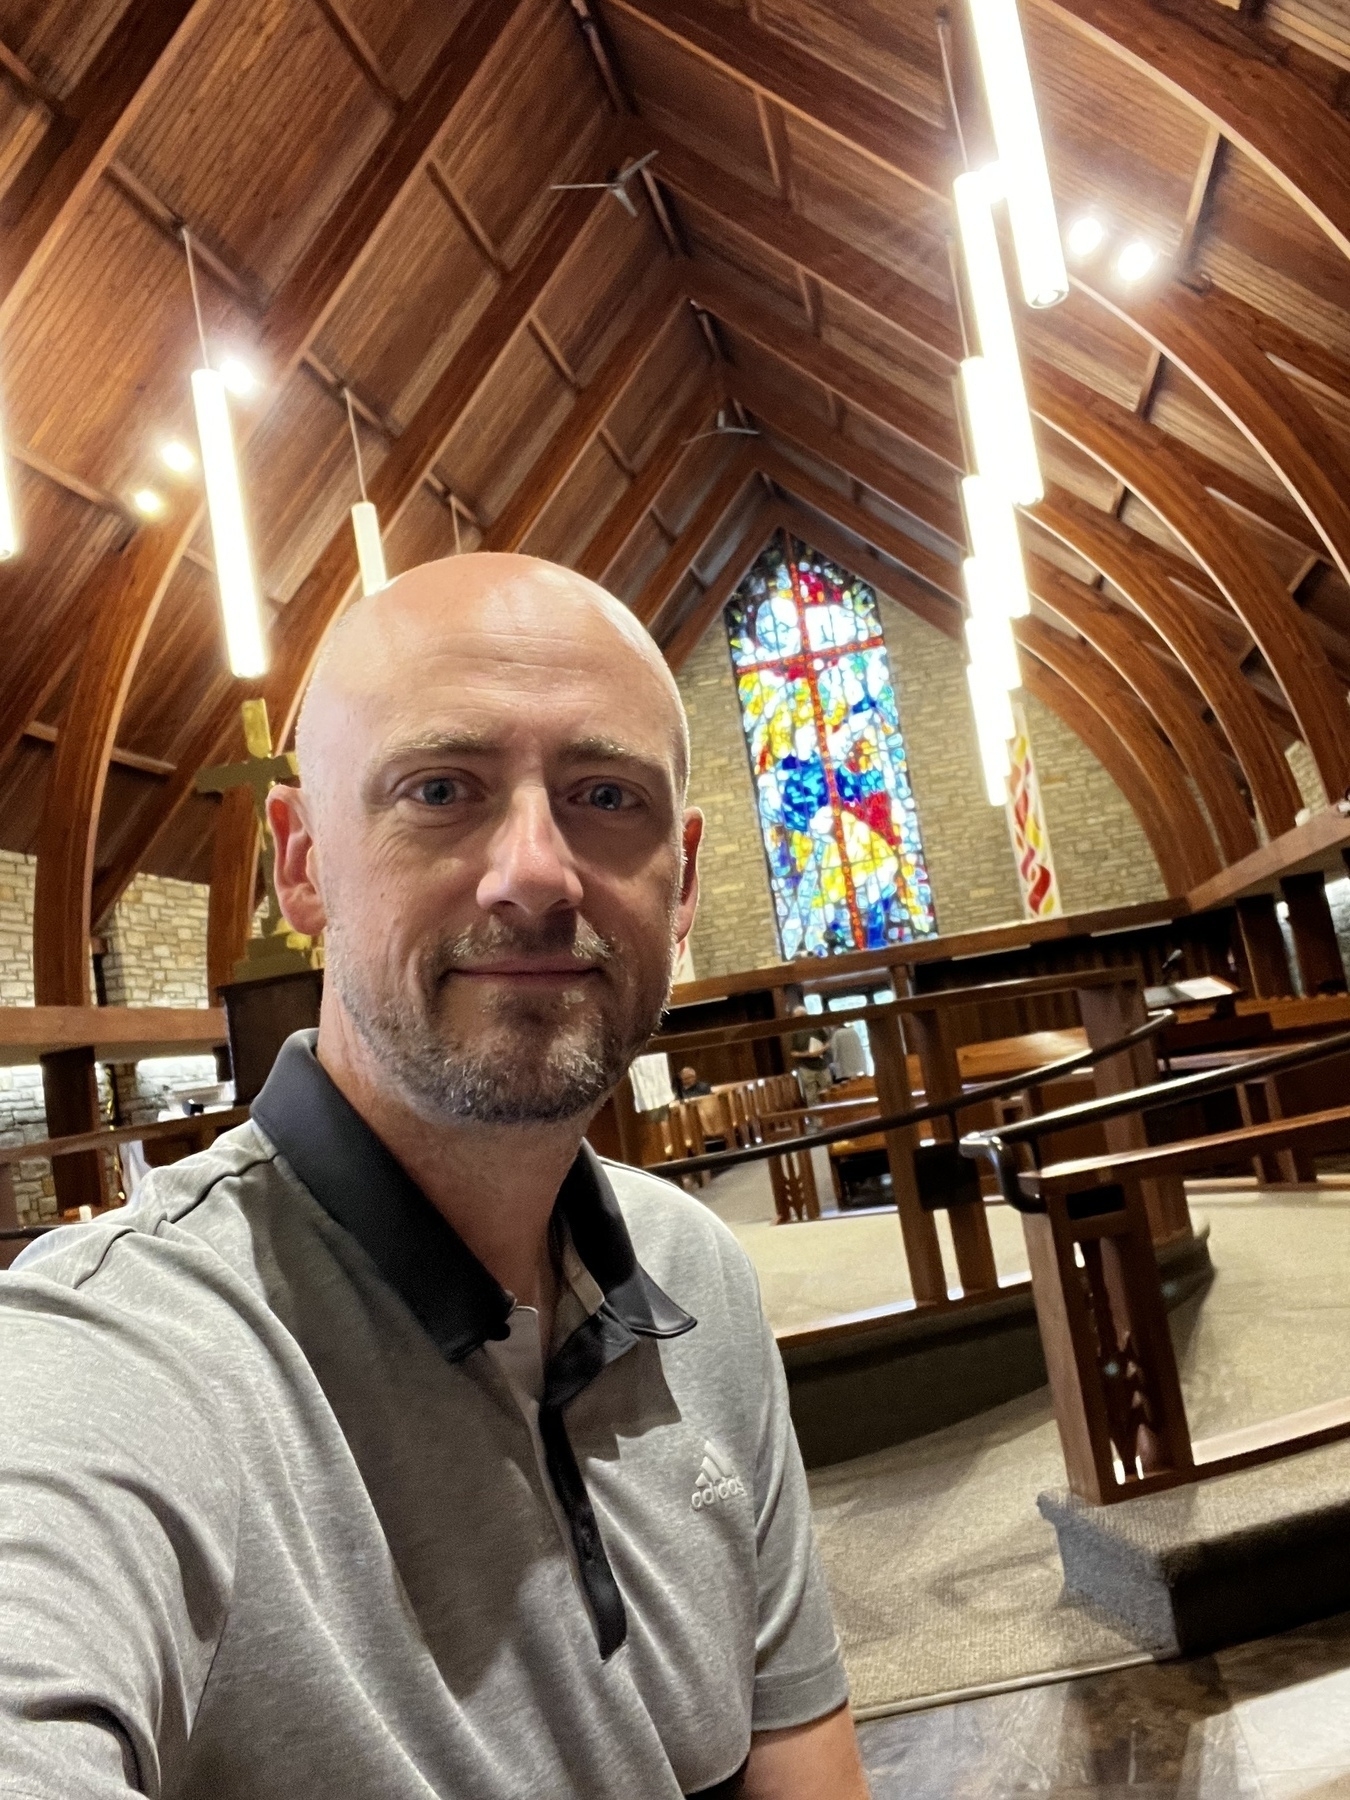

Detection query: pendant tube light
xmin=183 ymin=230 xmax=266 ymax=679
xmin=345 ymin=386 xmax=387 ymax=595
xmin=960 ymin=353 xmax=1040 ymax=508
xmin=968 ymin=0 xmax=1068 ymax=309
xmin=963 ymin=558 xmax=1022 ymax=690
xmin=962 ymin=474 xmax=1030 ymax=617
xmin=953 ymin=170 xmax=1043 ymax=503
xmin=966 ymin=660 xmax=1015 ymax=805
xmin=0 ymin=434 xmax=17 ymax=560
xmin=192 ymin=369 xmax=266 ymax=678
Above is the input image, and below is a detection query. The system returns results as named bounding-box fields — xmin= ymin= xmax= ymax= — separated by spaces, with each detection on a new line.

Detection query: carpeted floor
xmin=694 ymin=1169 xmax=1350 ymax=1710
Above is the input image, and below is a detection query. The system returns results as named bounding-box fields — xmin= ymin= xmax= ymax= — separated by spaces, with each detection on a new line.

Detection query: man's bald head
xmin=296 ymin=553 xmax=689 ymax=805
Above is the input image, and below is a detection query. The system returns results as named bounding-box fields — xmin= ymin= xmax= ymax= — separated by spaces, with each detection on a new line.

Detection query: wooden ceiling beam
xmin=653 ymin=136 xmax=1310 ymax=549
xmin=1038 ymin=0 xmax=1350 ymax=266
xmin=481 ymin=275 xmax=682 ymax=553
xmin=1080 ymin=274 xmax=1350 ymax=582
xmin=1020 ymin=656 xmax=1185 ymax=897
xmin=755 ymin=448 xmax=962 ymax=615
xmin=685 ymin=262 xmax=962 ymax=472
xmin=1030 ymin=362 xmax=1350 ymax=803
xmin=84 ymin=182 xmax=609 ymax=948
xmin=661 ymin=498 xmax=779 ymax=671
xmin=1025 ymin=558 xmax=1258 ymax=863
xmin=575 ymin=385 xmax=714 ymax=582
xmin=30 ymin=1 xmax=543 ymax=999
xmin=1029 ymin=487 xmax=1303 ymax=835
xmin=1015 ymin=616 xmax=1220 ymax=886
xmin=634 ymin=445 xmax=758 ymax=632
xmin=0 ymin=0 xmax=212 ymax=327
xmin=721 ymin=369 xmax=964 ymax=545
xmin=630 ymin=122 xmax=962 ymax=367
xmin=605 ymin=0 xmax=955 ymax=197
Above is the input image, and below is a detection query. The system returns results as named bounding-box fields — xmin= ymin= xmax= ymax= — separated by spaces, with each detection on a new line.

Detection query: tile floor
xmin=857 ymin=1611 xmax=1350 ymax=1797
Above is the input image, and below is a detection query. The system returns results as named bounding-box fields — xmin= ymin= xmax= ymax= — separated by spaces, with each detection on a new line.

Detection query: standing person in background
xmin=788 ymin=1005 xmax=831 ymax=1110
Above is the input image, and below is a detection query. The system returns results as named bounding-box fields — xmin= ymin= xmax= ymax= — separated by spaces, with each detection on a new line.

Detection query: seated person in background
xmin=0 ymin=555 xmax=867 ymax=1800
xmin=677 ymin=1064 xmax=713 ymax=1099
xmin=788 ymin=1004 xmax=832 ymax=1108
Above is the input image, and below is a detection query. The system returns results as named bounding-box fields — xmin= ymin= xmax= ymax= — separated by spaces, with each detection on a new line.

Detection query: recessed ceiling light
xmin=1116 ymin=239 xmax=1157 ymax=282
xmin=218 ymin=356 xmax=258 ymax=398
xmin=133 ymin=487 xmax=166 ymax=517
xmin=160 ymin=439 xmax=195 ymax=474
xmin=1066 ymin=215 xmax=1106 ymax=260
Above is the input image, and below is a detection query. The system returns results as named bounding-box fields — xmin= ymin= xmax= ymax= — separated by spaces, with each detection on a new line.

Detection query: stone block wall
xmin=675 ymin=624 xmax=782 ymax=980
xmin=1021 ymin=694 xmax=1165 ymax=912
xmin=0 ymin=853 xmax=217 ymax=1222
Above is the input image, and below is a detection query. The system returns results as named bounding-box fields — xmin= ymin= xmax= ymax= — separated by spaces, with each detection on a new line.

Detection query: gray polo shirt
xmin=0 ymin=1033 xmax=846 ymax=1798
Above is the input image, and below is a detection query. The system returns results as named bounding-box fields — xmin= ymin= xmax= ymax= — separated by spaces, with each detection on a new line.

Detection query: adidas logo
xmin=690 ymin=1442 xmax=746 ymax=1510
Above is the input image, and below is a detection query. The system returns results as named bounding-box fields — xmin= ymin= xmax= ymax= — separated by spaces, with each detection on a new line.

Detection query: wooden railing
xmin=960 ymin=1027 xmax=1350 ymax=1504
xmin=627 ymin=965 xmax=1176 ymax=1309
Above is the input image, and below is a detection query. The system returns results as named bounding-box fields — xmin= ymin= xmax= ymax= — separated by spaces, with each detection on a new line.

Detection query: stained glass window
xmin=725 ymin=533 xmax=936 ymax=958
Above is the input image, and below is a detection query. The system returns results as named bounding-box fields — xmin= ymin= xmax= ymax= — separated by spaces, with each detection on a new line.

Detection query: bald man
xmin=0 ymin=556 xmax=867 ymax=1800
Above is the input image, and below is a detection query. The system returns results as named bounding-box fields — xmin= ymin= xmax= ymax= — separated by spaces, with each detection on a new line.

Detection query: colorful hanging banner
xmin=1006 ymin=708 xmax=1061 ymax=919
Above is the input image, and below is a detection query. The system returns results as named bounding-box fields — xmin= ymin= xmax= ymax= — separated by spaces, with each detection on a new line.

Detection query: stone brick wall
xmin=676 ymin=625 xmax=781 ymax=979
xmin=676 ymin=599 xmax=1166 ymax=975
xmin=0 ymin=854 xmax=217 ymax=1222
xmin=876 ymin=599 xmax=1024 ymax=935
xmin=1021 ymin=693 xmax=1165 ymax=912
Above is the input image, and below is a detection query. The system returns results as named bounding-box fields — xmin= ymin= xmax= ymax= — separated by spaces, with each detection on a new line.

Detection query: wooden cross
xmin=196 ymin=700 xmax=319 ymax=981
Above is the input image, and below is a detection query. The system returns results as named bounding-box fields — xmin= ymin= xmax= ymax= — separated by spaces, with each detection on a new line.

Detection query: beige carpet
xmin=695 ymin=1173 xmax=1350 ymax=1710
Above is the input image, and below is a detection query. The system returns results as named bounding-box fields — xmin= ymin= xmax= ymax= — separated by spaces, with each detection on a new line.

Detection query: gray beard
xmin=326 ymin=911 xmax=673 ymax=1126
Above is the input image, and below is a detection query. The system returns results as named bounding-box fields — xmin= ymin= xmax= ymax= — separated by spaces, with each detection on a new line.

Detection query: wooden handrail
xmin=0 ymin=1107 xmax=248 ymax=1167
xmin=1030 ymin=1103 xmax=1350 ymax=1197
xmin=651 ymin=965 xmax=1143 ymax=1057
xmin=648 ymin=1010 xmax=1172 ymax=1179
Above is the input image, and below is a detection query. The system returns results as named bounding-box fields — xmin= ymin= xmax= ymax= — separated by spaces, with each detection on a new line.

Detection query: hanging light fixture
xmin=344 ymin=387 xmax=387 ymax=596
xmin=183 ymin=230 xmax=266 ymax=680
xmin=963 ymin=557 xmax=1022 ymax=690
xmin=954 ymin=170 xmax=1043 ymax=506
xmin=966 ymin=659 xmax=1016 ymax=805
xmin=0 ymin=423 xmax=17 ymax=560
xmin=967 ymin=0 xmax=1068 ymax=309
xmin=962 ymin=474 xmax=1030 ymax=618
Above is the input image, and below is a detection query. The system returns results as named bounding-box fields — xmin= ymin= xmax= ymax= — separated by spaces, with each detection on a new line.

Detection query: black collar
xmin=251 ymin=1032 xmax=694 ymax=1365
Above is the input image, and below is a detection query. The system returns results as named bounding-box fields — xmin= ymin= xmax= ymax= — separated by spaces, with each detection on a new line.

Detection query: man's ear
xmin=267 ymin=785 xmax=328 ymax=938
xmin=675 ymin=809 xmax=703 ymax=949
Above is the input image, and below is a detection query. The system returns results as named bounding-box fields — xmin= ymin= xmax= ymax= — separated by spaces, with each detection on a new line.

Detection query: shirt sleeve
xmin=749 ymin=1306 xmax=850 ymax=1732
xmin=0 ymin=1263 xmax=240 ymax=1798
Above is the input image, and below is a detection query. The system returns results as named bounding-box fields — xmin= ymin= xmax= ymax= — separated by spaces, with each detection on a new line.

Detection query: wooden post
xmin=1280 ymin=872 xmax=1347 ymax=996
xmin=904 ymin=1004 xmax=999 ymax=1297
xmin=1076 ymin=981 xmax=1191 ymax=1243
xmin=867 ymin=1010 xmax=948 ymax=1305
xmin=39 ymin=1045 xmax=104 ymax=1214
xmin=1235 ymin=894 xmax=1294 ymax=998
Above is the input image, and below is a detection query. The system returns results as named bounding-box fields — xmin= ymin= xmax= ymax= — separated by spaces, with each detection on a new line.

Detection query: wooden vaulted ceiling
xmin=3 ymin=0 xmax=1350 ymax=1001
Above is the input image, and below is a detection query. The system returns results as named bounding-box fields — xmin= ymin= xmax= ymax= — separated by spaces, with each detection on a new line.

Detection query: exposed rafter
xmin=1015 ymin=614 xmax=1220 ymax=887
xmin=574 ymin=384 xmax=712 ymax=581
xmin=661 ymin=497 xmax=778 ymax=671
xmin=85 ymin=182 xmax=610 ymax=948
xmin=634 ymin=444 xmax=756 ymax=630
xmin=1039 ymin=0 xmax=1350 ymax=265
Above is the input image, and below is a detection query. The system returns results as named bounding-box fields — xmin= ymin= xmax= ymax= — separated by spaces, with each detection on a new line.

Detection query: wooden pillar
xmin=904 ymin=1005 xmax=999 ymax=1298
xmin=39 ymin=1046 xmax=104 ymax=1214
xmin=868 ymin=1011 xmax=947 ymax=1306
xmin=1076 ymin=982 xmax=1191 ymax=1244
xmin=1235 ymin=894 xmax=1294 ymax=998
xmin=1280 ymin=872 xmax=1347 ymax=996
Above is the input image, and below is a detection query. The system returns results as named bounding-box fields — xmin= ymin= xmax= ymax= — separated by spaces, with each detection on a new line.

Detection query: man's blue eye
xmin=418 ymin=778 xmax=457 ymax=806
xmin=589 ymin=783 xmax=627 ymax=812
